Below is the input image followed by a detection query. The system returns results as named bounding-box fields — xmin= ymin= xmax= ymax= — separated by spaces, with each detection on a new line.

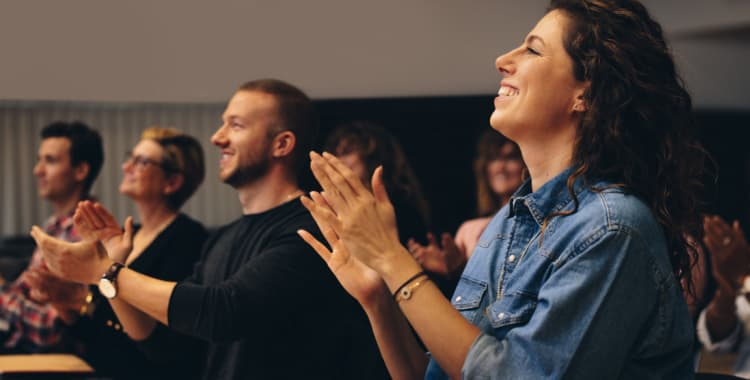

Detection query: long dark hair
xmin=547 ymin=0 xmax=709 ymax=287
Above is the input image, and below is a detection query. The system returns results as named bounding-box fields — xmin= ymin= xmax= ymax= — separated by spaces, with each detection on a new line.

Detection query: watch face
xmin=99 ymin=279 xmax=116 ymax=299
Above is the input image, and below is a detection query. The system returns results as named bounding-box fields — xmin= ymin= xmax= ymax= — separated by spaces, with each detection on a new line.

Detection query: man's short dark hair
xmin=41 ymin=121 xmax=104 ymax=196
xmin=238 ymin=79 xmax=319 ymax=186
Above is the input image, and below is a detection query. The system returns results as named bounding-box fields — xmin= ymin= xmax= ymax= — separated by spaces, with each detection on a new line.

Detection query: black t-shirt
xmin=169 ymin=199 xmax=387 ymax=380
xmin=71 ymin=213 xmax=207 ymax=380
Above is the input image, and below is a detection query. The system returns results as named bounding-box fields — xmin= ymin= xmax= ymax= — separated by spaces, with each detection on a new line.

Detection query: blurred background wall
xmin=0 ymin=0 xmax=748 ymax=236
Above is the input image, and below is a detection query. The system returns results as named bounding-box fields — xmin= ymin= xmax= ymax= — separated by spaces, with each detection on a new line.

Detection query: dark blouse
xmin=69 ymin=213 xmax=207 ymax=380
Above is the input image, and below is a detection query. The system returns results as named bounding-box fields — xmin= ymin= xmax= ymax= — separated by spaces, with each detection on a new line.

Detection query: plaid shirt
xmin=0 ymin=210 xmax=82 ymax=351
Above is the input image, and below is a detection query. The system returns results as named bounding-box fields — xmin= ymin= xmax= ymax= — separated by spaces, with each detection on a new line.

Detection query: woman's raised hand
xmin=306 ymin=151 xmax=409 ymax=274
xmin=74 ymin=201 xmax=134 ymax=263
xmin=298 ymin=191 xmax=388 ymax=308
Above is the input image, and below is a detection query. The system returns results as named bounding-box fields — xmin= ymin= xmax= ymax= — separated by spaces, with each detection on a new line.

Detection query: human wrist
xmin=711 ymin=288 xmax=738 ymax=314
xmin=92 ymin=258 xmax=115 ymax=285
xmin=380 ymin=252 xmax=425 ymax=295
xmin=362 ymin=284 xmax=396 ymax=317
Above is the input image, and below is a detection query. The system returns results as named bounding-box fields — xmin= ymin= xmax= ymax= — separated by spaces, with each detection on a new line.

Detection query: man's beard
xmin=223 ymin=155 xmax=271 ymax=188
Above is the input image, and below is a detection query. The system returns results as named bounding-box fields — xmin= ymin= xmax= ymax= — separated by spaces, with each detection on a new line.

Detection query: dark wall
xmin=697 ymin=111 xmax=750 ymax=230
xmin=315 ymin=95 xmax=750 ymax=237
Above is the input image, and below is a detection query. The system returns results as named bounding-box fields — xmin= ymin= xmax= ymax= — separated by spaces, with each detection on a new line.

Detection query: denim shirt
xmin=425 ymin=168 xmax=694 ymax=380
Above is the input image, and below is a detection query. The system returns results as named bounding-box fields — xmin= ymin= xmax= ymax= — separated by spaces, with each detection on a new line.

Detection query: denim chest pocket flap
xmin=452 ymin=277 xmax=488 ymax=322
xmin=487 ymin=291 xmax=538 ymax=329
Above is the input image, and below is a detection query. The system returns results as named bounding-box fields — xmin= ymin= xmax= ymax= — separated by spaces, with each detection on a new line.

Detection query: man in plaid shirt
xmin=0 ymin=121 xmax=103 ymax=352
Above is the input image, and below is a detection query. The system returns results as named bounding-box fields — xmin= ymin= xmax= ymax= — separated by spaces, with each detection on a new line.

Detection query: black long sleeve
xmin=168 ymin=200 xmax=388 ymax=380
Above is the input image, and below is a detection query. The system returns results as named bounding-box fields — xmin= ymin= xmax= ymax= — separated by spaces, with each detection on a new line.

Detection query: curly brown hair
xmin=546 ymin=0 xmax=709 ymax=287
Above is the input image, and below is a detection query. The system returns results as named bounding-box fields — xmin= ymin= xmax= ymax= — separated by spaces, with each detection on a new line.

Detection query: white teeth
xmin=498 ymin=86 xmax=519 ymax=97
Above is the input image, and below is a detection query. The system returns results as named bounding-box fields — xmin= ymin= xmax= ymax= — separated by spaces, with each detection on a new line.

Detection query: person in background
xmin=298 ymin=0 xmax=708 ymax=378
xmin=697 ymin=214 xmax=750 ymax=378
xmin=0 ymin=121 xmax=103 ymax=353
xmin=34 ymin=127 xmax=208 ymax=379
xmin=32 ymin=79 xmax=388 ymax=380
xmin=408 ymin=130 xmax=525 ymax=281
xmin=325 ymin=120 xmax=429 ymax=246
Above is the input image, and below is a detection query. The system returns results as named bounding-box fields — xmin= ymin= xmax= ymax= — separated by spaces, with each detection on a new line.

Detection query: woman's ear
xmin=573 ymin=100 xmax=586 ymax=112
xmin=163 ymin=173 xmax=185 ymax=196
xmin=572 ymin=84 xmax=589 ymax=113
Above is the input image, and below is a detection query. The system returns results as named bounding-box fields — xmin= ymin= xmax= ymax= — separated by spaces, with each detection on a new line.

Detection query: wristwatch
xmin=98 ymin=262 xmax=125 ymax=299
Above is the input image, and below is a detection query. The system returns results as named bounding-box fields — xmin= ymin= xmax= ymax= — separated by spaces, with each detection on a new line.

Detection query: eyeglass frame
xmin=123 ymin=151 xmax=178 ymax=173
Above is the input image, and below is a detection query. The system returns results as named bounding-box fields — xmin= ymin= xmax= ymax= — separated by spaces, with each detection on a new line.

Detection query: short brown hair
xmin=141 ymin=126 xmax=205 ymax=210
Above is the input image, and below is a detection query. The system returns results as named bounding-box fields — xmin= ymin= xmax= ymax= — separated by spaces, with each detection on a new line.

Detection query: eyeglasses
xmin=123 ymin=151 xmax=165 ymax=170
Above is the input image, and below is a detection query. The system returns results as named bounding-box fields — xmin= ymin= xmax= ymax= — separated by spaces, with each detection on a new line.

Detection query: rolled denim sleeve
xmin=461 ymin=226 xmax=692 ymax=379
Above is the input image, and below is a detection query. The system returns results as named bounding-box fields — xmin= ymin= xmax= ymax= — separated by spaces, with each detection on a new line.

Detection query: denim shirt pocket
xmin=452 ymin=277 xmax=488 ymax=324
xmin=487 ymin=291 xmax=538 ymax=329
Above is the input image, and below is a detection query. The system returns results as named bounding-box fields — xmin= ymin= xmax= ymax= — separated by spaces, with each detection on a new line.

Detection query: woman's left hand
xmin=308 ymin=152 xmax=412 ymax=275
xmin=298 ymin=191 xmax=389 ymax=309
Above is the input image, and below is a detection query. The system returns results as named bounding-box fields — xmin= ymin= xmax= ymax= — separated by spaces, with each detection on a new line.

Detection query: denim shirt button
xmin=508 ymin=255 xmax=516 ymax=263
xmin=498 ymin=312 xmax=505 ymax=319
xmin=455 ymin=296 xmax=462 ymax=302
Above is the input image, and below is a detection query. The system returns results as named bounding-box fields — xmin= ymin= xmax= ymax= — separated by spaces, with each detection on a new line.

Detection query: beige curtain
xmin=0 ymin=101 xmax=242 ymax=236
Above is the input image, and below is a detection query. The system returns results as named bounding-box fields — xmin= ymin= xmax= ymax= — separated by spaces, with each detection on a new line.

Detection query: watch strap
xmin=102 ymin=262 xmax=125 ymax=282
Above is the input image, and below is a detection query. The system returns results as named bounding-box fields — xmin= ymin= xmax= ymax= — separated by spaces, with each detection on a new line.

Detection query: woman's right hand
xmin=703 ymin=215 xmax=750 ymax=293
xmin=74 ymin=201 xmax=134 ymax=264
xmin=298 ymin=191 xmax=389 ymax=309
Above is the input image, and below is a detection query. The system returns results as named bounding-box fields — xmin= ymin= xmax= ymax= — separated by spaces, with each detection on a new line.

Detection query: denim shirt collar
xmin=508 ymin=166 xmax=588 ymax=226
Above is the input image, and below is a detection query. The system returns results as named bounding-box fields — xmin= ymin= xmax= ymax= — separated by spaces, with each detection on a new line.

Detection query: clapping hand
xmin=703 ymin=215 xmax=750 ymax=292
xmin=74 ymin=201 xmax=134 ymax=264
xmin=408 ymin=233 xmax=466 ymax=278
xmin=30 ymin=226 xmax=111 ymax=285
xmin=26 ymin=267 xmax=88 ymax=324
xmin=298 ymin=191 xmax=388 ymax=307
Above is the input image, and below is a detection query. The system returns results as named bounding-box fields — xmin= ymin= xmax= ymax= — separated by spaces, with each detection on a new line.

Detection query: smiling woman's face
xmin=490 ymin=10 xmax=587 ymax=145
xmin=120 ymin=139 xmax=171 ymax=201
xmin=486 ymin=142 xmax=525 ymax=198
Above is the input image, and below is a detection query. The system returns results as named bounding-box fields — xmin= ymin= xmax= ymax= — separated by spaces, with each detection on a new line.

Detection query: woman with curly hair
xmin=298 ymin=0 xmax=708 ymax=378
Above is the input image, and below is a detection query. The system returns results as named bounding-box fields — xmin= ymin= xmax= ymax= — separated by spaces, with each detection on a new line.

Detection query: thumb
xmin=733 ymin=220 xmax=743 ymax=234
xmin=371 ymin=166 xmax=391 ymax=205
xmin=30 ymin=225 xmax=51 ymax=247
xmin=123 ymin=216 xmax=135 ymax=241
